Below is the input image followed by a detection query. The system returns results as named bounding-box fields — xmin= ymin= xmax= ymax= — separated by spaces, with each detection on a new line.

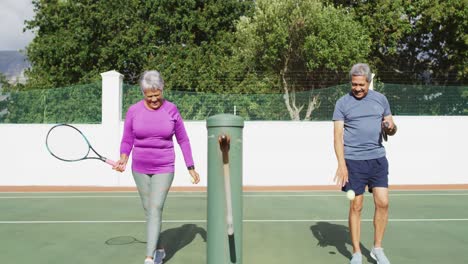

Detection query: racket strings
xmin=46 ymin=125 xmax=91 ymax=161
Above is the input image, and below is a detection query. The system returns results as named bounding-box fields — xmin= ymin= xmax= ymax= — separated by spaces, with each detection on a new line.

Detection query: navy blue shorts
xmin=342 ymin=156 xmax=389 ymax=195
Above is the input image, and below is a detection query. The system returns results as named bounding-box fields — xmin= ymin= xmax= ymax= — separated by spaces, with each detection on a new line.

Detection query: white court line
xmin=0 ymin=195 xmax=206 ymax=199
xmin=1 ymin=193 xmax=468 ymax=199
xmin=0 ymin=195 xmax=142 ymax=199
xmin=245 ymin=193 xmax=468 ymax=197
xmin=1 ymin=218 xmax=468 ymax=224
xmin=3 ymin=189 xmax=467 ymax=194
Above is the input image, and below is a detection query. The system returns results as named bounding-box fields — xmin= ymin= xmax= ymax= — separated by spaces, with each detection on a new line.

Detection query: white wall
xmin=243 ymin=116 xmax=468 ymax=186
xmin=1 ymin=117 xmax=467 ymax=187
xmin=1 ymin=71 xmax=466 ymax=187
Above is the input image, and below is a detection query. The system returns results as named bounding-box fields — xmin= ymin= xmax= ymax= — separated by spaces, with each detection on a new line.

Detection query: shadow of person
xmin=158 ymin=224 xmax=207 ymax=262
xmin=310 ymin=222 xmax=372 ymax=262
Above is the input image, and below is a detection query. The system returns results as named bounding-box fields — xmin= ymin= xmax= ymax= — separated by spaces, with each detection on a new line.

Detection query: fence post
xmin=206 ymin=114 xmax=244 ymax=264
xmin=101 ymin=70 xmax=123 ymax=126
xmin=101 ymin=70 xmax=124 ymax=186
xmin=369 ymin=73 xmax=376 ymax=90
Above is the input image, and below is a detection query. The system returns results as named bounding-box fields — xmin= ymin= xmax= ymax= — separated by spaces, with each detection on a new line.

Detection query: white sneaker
xmin=350 ymin=252 xmax=362 ymax=264
xmin=154 ymin=249 xmax=166 ymax=264
xmin=371 ymin=247 xmax=391 ymax=264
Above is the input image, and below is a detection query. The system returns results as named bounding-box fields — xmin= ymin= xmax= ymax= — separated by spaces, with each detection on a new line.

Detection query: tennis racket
xmin=105 ymin=236 xmax=146 ymax=245
xmin=382 ymin=121 xmax=398 ymax=142
xmin=382 ymin=121 xmax=389 ymax=142
xmin=219 ymin=134 xmax=236 ymax=263
xmin=45 ymin=124 xmax=117 ymax=166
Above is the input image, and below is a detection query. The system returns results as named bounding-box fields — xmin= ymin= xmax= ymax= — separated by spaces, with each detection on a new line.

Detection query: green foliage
xmin=235 ymin=0 xmax=370 ymax=80
xmin=10 ymin=0 xmax=466 ymax=123
xmin=24 ymin=0 xmax=254 ymax=89
xmin=326 ymin=0 xmax=468 ymax=85
xmin=233 ymin=0 xmax=371 ymax=119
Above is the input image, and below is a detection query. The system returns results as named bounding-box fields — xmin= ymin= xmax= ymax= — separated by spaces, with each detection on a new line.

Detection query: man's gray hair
xmin=349 ymin=63 xmax=372 ymax=82
xmin=140 ymin=70 xmax=164 ymax=94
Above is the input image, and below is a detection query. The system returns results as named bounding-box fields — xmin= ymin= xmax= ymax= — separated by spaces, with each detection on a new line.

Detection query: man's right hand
xmin=334 ymin=164 xmax=348 ymax=187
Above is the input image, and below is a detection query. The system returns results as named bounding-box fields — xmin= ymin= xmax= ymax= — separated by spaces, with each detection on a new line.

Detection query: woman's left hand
xmin=189 ymin=169 xmax=200 ymax=184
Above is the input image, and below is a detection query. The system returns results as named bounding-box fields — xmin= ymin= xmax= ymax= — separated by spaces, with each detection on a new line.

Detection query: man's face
xmin=351 ymin=75 xmax=369 ymax=99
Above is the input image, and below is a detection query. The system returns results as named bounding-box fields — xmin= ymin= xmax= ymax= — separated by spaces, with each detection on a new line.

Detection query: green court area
xmin=1 ymin=190 xmax=467 ymax=264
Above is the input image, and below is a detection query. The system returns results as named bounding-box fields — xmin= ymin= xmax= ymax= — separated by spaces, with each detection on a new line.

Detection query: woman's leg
xmin=133 ymin=171 xmax=174 ymax=258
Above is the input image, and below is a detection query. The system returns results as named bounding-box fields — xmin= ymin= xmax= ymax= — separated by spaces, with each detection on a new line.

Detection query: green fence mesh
xmin=379 ymin=83 xmax=468 ymax=116
xmin=0 ymin=82 xmax=102 ymax=123
xmin=1 ymin=82 xmax=466 ymax=123
xmin=123 ymin=83 xmax=467 ymax=121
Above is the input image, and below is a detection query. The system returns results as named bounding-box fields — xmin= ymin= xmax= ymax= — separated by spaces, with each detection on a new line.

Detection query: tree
xmin=233 ymin=0 xmax=371 ymax=120
xmin=325 ymin=0 xmax=467 ymax=85
xmin=24 ymin=0 xmax=254 ymax=89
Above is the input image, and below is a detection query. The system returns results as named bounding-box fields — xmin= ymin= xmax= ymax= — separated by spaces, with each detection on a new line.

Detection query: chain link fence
xmin=1 ymin=82 xmax=466 ymax=123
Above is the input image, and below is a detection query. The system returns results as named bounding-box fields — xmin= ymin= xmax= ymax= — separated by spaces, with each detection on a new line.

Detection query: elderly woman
xmin=114 ymin=70 xmax=200 ymax=264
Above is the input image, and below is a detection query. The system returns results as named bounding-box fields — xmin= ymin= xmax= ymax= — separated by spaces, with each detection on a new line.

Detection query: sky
xmin=0 ymin=0 xmax=35 ymax=51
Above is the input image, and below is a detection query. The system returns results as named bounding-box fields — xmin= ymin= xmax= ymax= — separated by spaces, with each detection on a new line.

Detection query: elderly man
xmin=333 ymin=63 xmax=396 ymax=264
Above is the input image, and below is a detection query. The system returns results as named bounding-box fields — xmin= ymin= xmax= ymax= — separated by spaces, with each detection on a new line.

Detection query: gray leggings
xmin=132 ymin=171 xmax=174 ymax=257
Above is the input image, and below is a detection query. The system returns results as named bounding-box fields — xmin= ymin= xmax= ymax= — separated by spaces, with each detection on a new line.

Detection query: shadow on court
xmin=310 ymin=222 xmax=373 ymax=263
xmin=159 ymin=224 xmax=207 ymax=262
xmin=105 ymin=224 xmax=206 ymax=262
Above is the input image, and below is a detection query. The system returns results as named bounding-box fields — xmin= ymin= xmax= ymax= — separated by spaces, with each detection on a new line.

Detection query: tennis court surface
xmin=1 ymin=189 xmax=468 ymax=263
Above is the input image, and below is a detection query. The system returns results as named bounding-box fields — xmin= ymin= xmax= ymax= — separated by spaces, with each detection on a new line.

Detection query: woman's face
xmin=144 ymin=88 xmax=164 ymax=110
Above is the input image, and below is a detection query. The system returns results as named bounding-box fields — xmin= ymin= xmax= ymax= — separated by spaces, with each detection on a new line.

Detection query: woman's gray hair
xmin=140 ymin=70 xmax=164 ymax=93
xmin=349 ymin=63 xmax=372 ymax=82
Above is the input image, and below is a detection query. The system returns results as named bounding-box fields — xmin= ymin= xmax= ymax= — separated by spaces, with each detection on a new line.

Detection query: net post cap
xmin=206 ymin=114 xmax=244 ymax=128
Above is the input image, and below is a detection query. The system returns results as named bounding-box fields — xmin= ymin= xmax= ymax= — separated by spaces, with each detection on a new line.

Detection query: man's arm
xmin=333 ymin=120 xmax=347 ymax=187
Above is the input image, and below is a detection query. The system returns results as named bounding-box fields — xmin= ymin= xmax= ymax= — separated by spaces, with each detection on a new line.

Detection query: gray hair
xmin=140 ymin=70 xmax=164 ymax=94
xmin=349 ymin=63 xmax=372 ymax=83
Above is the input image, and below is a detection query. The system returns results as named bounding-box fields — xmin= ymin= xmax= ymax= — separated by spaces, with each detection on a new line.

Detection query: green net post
xmin=206 ymin=114 xmax=244 ymax=264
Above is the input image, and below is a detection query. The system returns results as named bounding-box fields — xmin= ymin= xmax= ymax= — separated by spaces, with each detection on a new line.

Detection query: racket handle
xmin=228 ymin=233 xmax=236 ymax=263
xmin=105 ymin=159 xmax=117 ymax=167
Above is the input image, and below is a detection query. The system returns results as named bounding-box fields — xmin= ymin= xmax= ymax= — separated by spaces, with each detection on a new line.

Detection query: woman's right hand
xmin=113 ymin=154 xmax=128 ymax=172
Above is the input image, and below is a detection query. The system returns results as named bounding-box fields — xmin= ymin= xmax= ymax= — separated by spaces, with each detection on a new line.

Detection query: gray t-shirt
xmin=332 ymin=90 xmax=391 ymax=160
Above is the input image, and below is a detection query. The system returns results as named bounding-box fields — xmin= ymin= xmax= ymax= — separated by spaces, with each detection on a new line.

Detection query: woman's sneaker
xmin=154 ymin=249 xmax=166 ymax=264
xmin=371 ymin=247 xmax=390 ymax=264
xmin=350 ymin=252 xmax=362 ymax=264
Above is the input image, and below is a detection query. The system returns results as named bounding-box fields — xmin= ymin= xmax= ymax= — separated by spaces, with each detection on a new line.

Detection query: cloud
xmin=0 ymin=0 xmax=35 ymax=51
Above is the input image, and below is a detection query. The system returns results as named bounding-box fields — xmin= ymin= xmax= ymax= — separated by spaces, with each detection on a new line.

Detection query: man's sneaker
xmin=154 ymin=249 xmax=166 ymax=264
xmin=144 ymin=259 xmax=153 ymax=264
xmin=350 ymin=252 xmax=362 ymax=264
xmin=371 ymin=247 xmax=391 ymax=264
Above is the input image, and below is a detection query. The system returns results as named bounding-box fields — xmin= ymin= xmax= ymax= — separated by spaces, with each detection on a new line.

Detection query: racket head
xmin=45 ymin=124 xmax=92 ymax=162
xmin=105 ymin=236 xmax=145 ymax=245
xmin=218 ymin=134 xmax=230 ymax=164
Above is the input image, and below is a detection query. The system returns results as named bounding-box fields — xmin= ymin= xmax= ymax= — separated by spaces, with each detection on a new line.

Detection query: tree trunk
xmin=304 ymin=94 xmax=320 ymax=121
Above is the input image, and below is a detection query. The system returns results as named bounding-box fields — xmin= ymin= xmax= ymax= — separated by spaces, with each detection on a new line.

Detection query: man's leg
xmin=372 ymin=187 xmax=389 ymax=248
xmin=349 ymin=194 xmax=364 ymax=253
